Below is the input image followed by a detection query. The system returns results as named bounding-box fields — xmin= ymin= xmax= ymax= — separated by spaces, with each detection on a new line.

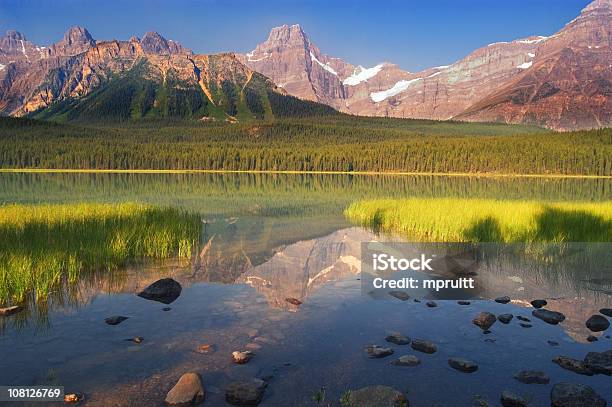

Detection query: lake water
xmin=0 ymin=173 xmax=611 ymax=406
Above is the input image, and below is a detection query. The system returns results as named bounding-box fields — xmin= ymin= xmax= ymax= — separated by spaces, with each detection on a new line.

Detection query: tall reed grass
xmin=345 ymin=198 xmax=612 ymax=243
xmin=0 ymin=203 xmax=199 ymax=305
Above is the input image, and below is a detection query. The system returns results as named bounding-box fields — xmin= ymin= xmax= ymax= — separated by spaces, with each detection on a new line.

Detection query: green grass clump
xmin=0 ymin=203 xmax=199 ymax=305
xmin=345 ymin=198 xmax=612 ymax=242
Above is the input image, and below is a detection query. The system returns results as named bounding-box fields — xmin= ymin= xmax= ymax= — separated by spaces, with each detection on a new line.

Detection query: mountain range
xmin=0 ymin=0 xmax=610 ymax=129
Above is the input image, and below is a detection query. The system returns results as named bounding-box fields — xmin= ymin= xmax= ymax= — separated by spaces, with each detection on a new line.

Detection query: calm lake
xmin=0 ymin=172 xmax=611 ymax=406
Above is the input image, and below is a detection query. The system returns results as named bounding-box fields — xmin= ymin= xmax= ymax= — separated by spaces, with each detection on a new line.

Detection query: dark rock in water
xmin=385 ymin=333 xmax=411 ymax=345
xmin=587 ymin=335 xmax=599 ymax=342
xmin=105 ymin=316 xmax=128 ymax=326
xmin=162 ymin=307 xmax=172 ymax=312
xmin=458 ymin=300 xmax=471 ymax=305
xmin=519 ymin=323 xmax=532 ymax=328
xmin=392 ymin=354 xmax=420 ymax=367
xmin=165 ymin=372 xmax=205 ymax=407
xmin=411 ymin=339 xmax=437 ymax=354
xmin=365 ymin=345 xmax=394 ymax=358
xmin=413 ymin=299 xmax=421 ymax=303
xmin=514 ymin=370 xmax=550 ymax=384
xmin=285 ymin=297 xmax=302 ymax=306
xmin=495 ymin=296 xmax=511 ymax=304
xmin=500 ymin=391 xmax=527 ymax=407
xmin=532 ymin=309 xmax=565 ymax=325
xmin=516 ymin=316 xmax=531 ymax=322
xmin=584 ymin=350 xmax=612 ymax=375
xmin=498 ymin=314 xmax=513 ymax=324
xmin=426 ymin=301 xmax=438 ymax=308
xmin=137 ymin=278 xmax=182 ymax=304
xmin=473 ymin=312 xmax=496 ymax=330
xmin=472 ymin=396 xmax=491 ymax=407
xmin=0 ymin=306 xmax=23 ymax=316
xmin=225 ymin=378 xmax=267 ymax=406
xmin=600 ymin=308 xmax=612 ymax=318
xmin=550 ymin=382 xmax=606 ymax=407
xmin=344 ymin=385 xmax=407 ymax=407
xmin=448 ymin=357 xmax=479 ymax=373
xmin=388 ymin=291 xmax=410 ymax=301
xmin=553 ymin=356 xmax=593 ymax=376
xmin=586 ymin=315 xmax=610 ymax=332
xmin=482 ymin=330 xmax=492 ymax=335
xmin=548 ymin=340 xmax=560 ymax=347
xmin=232 ymin=351 xmax=253 ymax=364
xmin=531 ymin=299 xmax=547 ymax=309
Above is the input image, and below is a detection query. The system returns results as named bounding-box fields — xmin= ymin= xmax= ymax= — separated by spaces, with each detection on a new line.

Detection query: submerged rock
xmin=495 ymin=296 xmax=511 ymax=304
xmin=426 ymin=301 xmax=438 ymax=308
xmin=0 ymin=305 xmax=23 ymax=316
xmin=587 ymin=335 xmax=599 ymax=342
xmin=196 ymin=344 xmax=214 ymax=354
xmin=531 ymin=299 xmax=547 ymax=309
xmin=600 ymin=308 xmax=612 ymax=318
xmin=550 ymin=382 xmax=606 ymax=407
xmin=516 ymin=316 xmax=531 ymax=322
xmin=448 ymin=358 xmax=479 ymax=373
xmin=137 ymin=278 xmax=182 ymax=304
xmin=165 ymin=373 xmax=205 ymax=407
xmin=586 ymin=315 xmax=610 ymax=332
xmin=553 ymin=356 xmax=593 ymax=376
xmin=232 ymin=351 xmax=253 ymax=364
xmin=162 ymin=307 xmax=172 ymax=312
xmin=388 ymin=291 xmax=410 ymax=301
xmin=105 ymin=316 xmax=128 ymax=325
xmin=548 ymin=340 xmax=560 ymax=347
xmin=519 ymin=323 xmax=532 ymax=328
xmin=365 ymin=345 xmax=394 ymax=358
xmin=411 ymin=339 xmax=437 ymax=354
xmin=458 ymin=300 xmax=471 ymax=305
xmin=473 ymin=312 xmax=496 ymax=330
xmin=225 ymin=378 xmax=267 ymax=406
xmin=532 ymin=309 xmax=565 ymax=325
xmin=498 ymin=314 xmax=513 ymax=324
xmin=392 ymin=355 xmax=420 ymax=367
xmin=514 ymin=370 xmax=550 ymax=384
xmin=344 ymin=385 xmax=407 ymax=407
xmin=127 ymin=336 xmax=144 ymax=344
xmin=385 ymin=333 xmax=411 ymax=345
xmin=500 ymin=391 xmax=527 ymax=407
xmin=584 ymin=350 xmax=612 ymax=375
xmin=285 ymin=297 xmax=302 ymax=306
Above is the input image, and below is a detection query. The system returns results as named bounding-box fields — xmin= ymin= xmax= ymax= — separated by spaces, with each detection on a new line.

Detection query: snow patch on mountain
xmin=309 ymin=52 xmax=338 ymax=75
xmin=0 ymin=64 xmax=5 ymax=71
xmin=247 ymin=51 xmax=270 ymax=62
xmin=527 ymin=52 xmax=536 ymax=58
xmin=517 ymin=36 xmax=548 ymax=44
xmin=370 ymin=78 xmax=421 ymax=102
xmin=343 ymin=64 xmax=384 ymax=86
xmin=517 ymin=61 xmax=533 ymax=69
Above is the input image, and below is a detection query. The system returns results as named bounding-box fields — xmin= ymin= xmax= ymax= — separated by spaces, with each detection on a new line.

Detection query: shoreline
xmin=1 ymin=168 xmax=611 ymax=179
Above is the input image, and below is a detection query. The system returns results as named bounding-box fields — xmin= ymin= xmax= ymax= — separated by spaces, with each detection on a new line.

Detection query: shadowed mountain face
xmin=242 ymin=0 xmax=611 ymax=130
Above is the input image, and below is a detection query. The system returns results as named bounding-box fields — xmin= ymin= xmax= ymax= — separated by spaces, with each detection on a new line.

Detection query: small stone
xmin=587 ymin=335 xmax=598 ymax=342
xmin=162 ymin=307 xmax=172 ymax=311
xmin=137 ymin=278 xmax=182 ymax=304
xmin=498 ymin=314 xmax=513 ymax=324
xmin=225 ymin=378 xmax=267 ymax=406
xmin=385 ymin=333 xmax=411 ymax=345
xmin=411 ymin=339 xmax=437 ymax=354
xmin=532 ymin=309 xmax=565 ymax=325
xmin=514 ymin=370 xmax=550 ymax=384
xmin=247 ymin=329 xmax=259 ymax=338
xmin=548 ymin=340 xmax=560 ymax=347
xmin=0 ymin=305 xmax=23 ymax=316
xmin=495 ymin=296 xmax=511 ymax=304
xmin=232 ymin=351 xmax=253 ymax=364
xmin=520 ymin=323 xmax=532 ymax=328
xmin=392 ymin=354 xmax=420 ymax=367
xmin=388 ymin=291 xmax=410 ymax=301
xmin=483 ymin=330 xmax=492 ymax=334
xmin=473 ymin=312 xmax=496 ymax=330
xmin=584 ymin=350 xmax=612 ymax=375
xmin=196 ymin=344 xmax=214 ymax=354
xmin=344 ymin=385 xmax=407 ymax=407
xmin=365 ymin=345 xmax=394 ymax=358
xmin=531 ymin=299 xmax=547 ymax=309
xmin=448 ymin=357 xmax=479 ymax=373
xmin=105 ymin=316 xmax=128 ymax=325
xmin=413 ymin=299 xmax=421 ymax=303
xmin=586 ymin=315 xmax=610 ymax=332
xmin=516 ymin=316 xmax=531 ymax=322
xmin=600 ymin=308 xmax=612 ymax=317
xmin=127 ymin=336 xmax=144 ymax=344
xmin=64 ymin=393 xmax=84 ymax=404
xmin=285 ymin=297 xmax=302 ymax=306
xmin=550 ymin=382 xmax=606 ymax=407
xmin=245 ymin=343 xmax=262 ymax=351
xmin=165 ymin=373 xmax=205 ymax=407
xmin=426 ymin=301 xmax=438 ymax=308
xmin=553 ymin=356 xmax=593 ymax=376
xmin=500 ymin=391 xmax=527 ymax=407
xmin=458 ymin=300 xmax=471 ymax=305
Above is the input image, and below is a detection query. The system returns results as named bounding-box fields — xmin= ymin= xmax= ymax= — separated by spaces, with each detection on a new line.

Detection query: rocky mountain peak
xmin=3 ymin=30 xmax=26 ymax=41
xmin=140 ymin=31 xmax=188 ymax=55
xmin=582 ymin=0 xmax=612 ymax=13
xmin=266 ymin=24 xmax=309 ymax=49
xmin=63 ymin=26 xmax=94 ymax=46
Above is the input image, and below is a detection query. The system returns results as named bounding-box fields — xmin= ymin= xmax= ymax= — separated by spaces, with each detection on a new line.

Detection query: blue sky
xmin=0 ymin=0 xmax=591 ymax=71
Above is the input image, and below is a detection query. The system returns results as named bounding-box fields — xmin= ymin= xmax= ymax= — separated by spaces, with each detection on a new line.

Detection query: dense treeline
xmin=0 ymin=116 xmax=610 ymax=175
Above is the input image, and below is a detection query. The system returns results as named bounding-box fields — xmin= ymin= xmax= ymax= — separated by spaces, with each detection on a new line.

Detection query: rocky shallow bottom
xmin=0 ymin=277 xmax=611 ymax=406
